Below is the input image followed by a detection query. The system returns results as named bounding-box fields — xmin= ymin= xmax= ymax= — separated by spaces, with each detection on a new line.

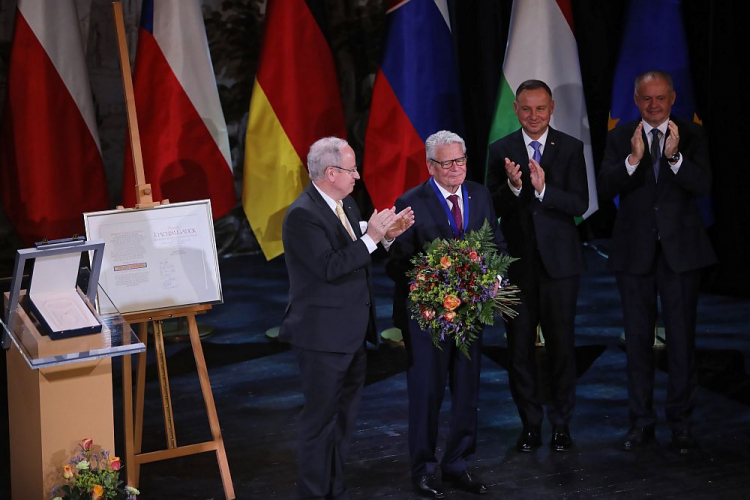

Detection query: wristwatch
xmin=667 ymin=151 xmax=681 ymax=163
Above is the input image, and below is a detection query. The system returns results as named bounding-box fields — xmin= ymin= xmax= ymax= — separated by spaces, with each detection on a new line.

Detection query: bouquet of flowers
xmin=407 ymin=220 xmax=520 ymax=359
xmin=52 ymin=438 xmax=140 ymax=500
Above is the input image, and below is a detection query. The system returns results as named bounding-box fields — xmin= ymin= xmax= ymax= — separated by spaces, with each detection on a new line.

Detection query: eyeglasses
xmin=328 ymin=165 xmax=358 ymax=176
xmin=429 ymin=156 xmax=467 ymax=169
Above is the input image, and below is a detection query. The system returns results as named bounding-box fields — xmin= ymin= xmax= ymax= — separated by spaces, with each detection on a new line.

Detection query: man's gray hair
xmin=307 ymin=137 xmax=349 ymax=181
xmin=634 ymin=70 xmax=674 ymax=93
xmin=425 ymin=130 xmax=466 ymax=161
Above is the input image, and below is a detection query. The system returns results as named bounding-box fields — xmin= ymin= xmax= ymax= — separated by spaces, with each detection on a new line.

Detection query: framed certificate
xmin=84 ymin=200 xmax=223 ymax=314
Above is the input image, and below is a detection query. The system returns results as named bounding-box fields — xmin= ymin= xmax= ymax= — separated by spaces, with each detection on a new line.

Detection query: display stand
xmin=2 ymin=280 xmax=144 ymax=500
xmin=111 ymin=2 xmax=234 ymax=498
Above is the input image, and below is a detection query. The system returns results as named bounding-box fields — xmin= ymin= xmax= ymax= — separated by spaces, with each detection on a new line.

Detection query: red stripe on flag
xmin=363 ymin=69 xmax=427 ymax=209
xmin=555 ymin=0 xmax=575 ymax=34
xmin=0 ymin=11 xmax=108 ymax=245
xmin=257 ymin=0 xmax=346 ymax=160
xmin=122 ymin=29 xmax=235 ymax=218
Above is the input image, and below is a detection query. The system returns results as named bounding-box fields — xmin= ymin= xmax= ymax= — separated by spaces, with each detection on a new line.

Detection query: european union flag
xmin=609 ymin=0 xmax=713 ymax=225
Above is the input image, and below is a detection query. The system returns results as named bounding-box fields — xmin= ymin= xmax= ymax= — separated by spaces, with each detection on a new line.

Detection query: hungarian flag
xmin=609 ymin=0 xmax=712 ymax=225
xmin=363 ymin=0 xmax=463 ymax=210
xmin=0 ymin=0 xmax=109 ymax=245
xmin=243 ymin=0 xmax=346 ymax=260
xmin=488 ymin=0 xmax=598 ymax=219
xmin=123 ymin=0 xmax=235 ymax=219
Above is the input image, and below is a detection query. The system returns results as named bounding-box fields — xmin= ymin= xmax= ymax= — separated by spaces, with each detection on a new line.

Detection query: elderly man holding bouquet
xmin=387 ymin=130 xmax=506 ymax=498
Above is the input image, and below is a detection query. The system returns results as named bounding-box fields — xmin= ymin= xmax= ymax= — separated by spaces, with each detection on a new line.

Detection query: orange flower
xmin=443 ymin=294 xmax=461 ymax=311
xmin=91 ymin=485 xmax=104 ymax=499
xmin=416 ymin=272 xmax=427 ymax=281
xmin=469 ymin=251 xmax=480 ymax=262
xmin=440 ymin=256 xmax=452 ymax=269
xmin=62 ymin=464 xmax=74 ymax=479
xmin=410 ymin=283 xmax=418 ymax=291
xmin=422 ymin=309 xmax=435 ymax=321
xmin=444 ymin=311 xmax=456 ymax=322
xmin=109 ymin=456 xmax=121 ymax=470
xmin=81 ymin=438 xmax=93 ymax=452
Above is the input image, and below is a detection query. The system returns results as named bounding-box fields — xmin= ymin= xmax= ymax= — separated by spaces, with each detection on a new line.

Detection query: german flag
xmin=242 ymin=0 xmax=346 ymax=260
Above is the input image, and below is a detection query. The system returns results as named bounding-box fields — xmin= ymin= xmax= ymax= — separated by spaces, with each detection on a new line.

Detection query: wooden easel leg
xmin=187 ymin=314 xmax=235 ymax=499
xmin=129 ymin=322 xmax=149 ymax=487
xmin=153 ymin=320 xmax=177 ymax=449
xmin=123 ymin=322 xmax=135 ymax=488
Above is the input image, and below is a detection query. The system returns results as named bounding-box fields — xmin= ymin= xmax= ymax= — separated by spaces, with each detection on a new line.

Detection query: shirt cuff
xmin=625 ymin=155 xmax=638 ymax=176
xmin=669 ymin=155 xmax=683 ymax=174
xmin=361 ymin=234 xmax=377 ymax=253
xmin=508 ymin=179 xmax=522 ymax=196
xmin=535 ymin=185 xmax=545 ymax=200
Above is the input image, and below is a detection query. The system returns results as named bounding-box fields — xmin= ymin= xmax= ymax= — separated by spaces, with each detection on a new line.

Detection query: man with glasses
xmin=281 ymin=137 xmax=414 ymax=500
xmin=487 ymin=80 xmax=588 ymax=454
xmin=387 ymin=130 xmax=504 ymax=498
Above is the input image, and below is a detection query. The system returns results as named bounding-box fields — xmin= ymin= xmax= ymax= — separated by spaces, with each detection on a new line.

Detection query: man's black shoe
xmin=412 ymin=475 xmax=445 ymax=498
xmin=443 ymin=471 xmax=487 ymax=495
xmin=516 ymin=425 xmax=542 ymax=452
xmin=671 ymin=430 xmax=697 ymax=455
xmin=551 ymin=426 xmax=573 ymax=452
xmin=622 ymin=425 xmax=656 ymax=451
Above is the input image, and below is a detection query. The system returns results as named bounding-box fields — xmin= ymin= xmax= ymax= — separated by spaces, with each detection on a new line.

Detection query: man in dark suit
xmin=281 ymin=137 xmax=413 ymax=500
xmin=598 ymin=70 xmax=716 ymax=455
xmin=387 ymin=130 xmax=504 ymax=498
xmin=487 ymin=80 xmax=589 ymax=454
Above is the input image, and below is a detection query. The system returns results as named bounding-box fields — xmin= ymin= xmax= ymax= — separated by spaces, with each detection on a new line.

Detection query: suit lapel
xmin=342 ymin=198 xmax=362 ymax=238
xmin=542 ymin=127 xmax=560 ymax=172
xmin=306 ymin=184 xmax=354 ymax=242
xmin=422 ymin=181 xmax=456 ymax=240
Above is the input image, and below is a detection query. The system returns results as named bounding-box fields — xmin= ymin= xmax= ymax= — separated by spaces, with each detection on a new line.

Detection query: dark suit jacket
xmin=597 ymin=117 xmax=717 ymax=274
xmin=487 ymin=127 xmax=588 ymax=278
xmin=386 ymin=180 xmax=505 ymax=333
xmin=280 ymin=183 xmax=377 ymax=354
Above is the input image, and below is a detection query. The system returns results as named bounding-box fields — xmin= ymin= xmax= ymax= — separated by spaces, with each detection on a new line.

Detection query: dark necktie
xmin=651 ymin=128 xmax=662 ymax=181
xmin=530 ymin=140 xmax=542 ymax=163
xmin=447 ymin=194 xmax=463 ymax=235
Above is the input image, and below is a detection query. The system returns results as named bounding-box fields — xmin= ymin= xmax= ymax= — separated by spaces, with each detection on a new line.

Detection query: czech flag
xmin=363 ymin=0 xmax=464 ymax=210
xmin=0 ymin=0 xmax=109 ymax=245
xmin=123 ymin=0 xmax=235 ymax=219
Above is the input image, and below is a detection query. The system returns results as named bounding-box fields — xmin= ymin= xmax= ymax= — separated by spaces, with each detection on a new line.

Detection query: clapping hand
xmin=385 ymin=206 xmax=415 ymax=240
xmin=365 ymin=208 xmax=396 ymax=242
xmin=528 ymin=158 xmax=545 ymax=195
xmin=505 ymin=157 xmax=522 ymax=189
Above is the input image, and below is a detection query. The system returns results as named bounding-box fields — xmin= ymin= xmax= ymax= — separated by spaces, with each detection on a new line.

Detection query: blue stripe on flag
xmin=380 ymin=0 xmax=463 ymax=141
xmin=140 ymin=0 xmax=154 ymax=34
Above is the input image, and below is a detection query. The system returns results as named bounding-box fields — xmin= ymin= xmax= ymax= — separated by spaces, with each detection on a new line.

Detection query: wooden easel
xmin=112 ymin=2 xmax=234 ymax=498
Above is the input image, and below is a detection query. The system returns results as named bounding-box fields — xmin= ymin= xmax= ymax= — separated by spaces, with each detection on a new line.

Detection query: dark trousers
xmin=616 ymin=246 xmax=701 ymax=432
xmin=403 ymin=316 xmax=482 ymax=481
xmin=505 ymin=251 xmax=579 ymax=428
xmin=295 ymin=345 xmax=367 ymax=500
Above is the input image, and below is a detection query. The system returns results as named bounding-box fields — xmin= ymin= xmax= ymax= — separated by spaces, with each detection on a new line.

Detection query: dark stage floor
xmin=2 ymin=243 xmax=750 ymax=499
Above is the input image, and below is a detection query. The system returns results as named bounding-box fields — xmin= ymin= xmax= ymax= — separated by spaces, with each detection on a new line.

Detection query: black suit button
xmin=353 ymin=268 xmax=360 ymax=273
xmin=365 ymin=302 xmax=371 ymax=307
xmin=654 ymin=205 xmax=659 ymax=211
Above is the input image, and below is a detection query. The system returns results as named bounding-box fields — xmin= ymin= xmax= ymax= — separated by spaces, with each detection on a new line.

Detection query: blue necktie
xmin=651 ymin=128 xmax=662 ymax=181
xmin=530 ymin=140 xmax=542 ymax=163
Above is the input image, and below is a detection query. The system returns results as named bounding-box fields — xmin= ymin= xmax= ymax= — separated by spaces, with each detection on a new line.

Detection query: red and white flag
xmin=123 ymin=0 xmax=235 ymax=218
xmin=0 ymin=0 xmax=109 ymax=245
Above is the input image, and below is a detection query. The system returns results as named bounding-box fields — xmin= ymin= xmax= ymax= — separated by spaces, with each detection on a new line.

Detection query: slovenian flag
xmin=242 ymin=0 xmax=347 ymax=260
xmin=122 ymin=0 xmax=235 ymax=219
xmin=488 ymin=0 xmax=598 ymax=220
xmin=608 ymin=0 xmax=712 ymax=225
xmin=363 ymin=0 xmax=463 ymax=210
xmin=0 ymin=0 xmax=109 ymax=245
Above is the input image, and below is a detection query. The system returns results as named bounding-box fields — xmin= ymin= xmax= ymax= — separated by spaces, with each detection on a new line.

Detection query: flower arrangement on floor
xmin=53 ymin=438 xmax=139 ymax=500
xmin=407 ymin=220 xmax=520 ymax=359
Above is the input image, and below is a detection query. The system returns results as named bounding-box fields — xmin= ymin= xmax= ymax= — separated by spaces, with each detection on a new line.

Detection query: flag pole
xmin=111 ymin=1 xmax=162 ymax=208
